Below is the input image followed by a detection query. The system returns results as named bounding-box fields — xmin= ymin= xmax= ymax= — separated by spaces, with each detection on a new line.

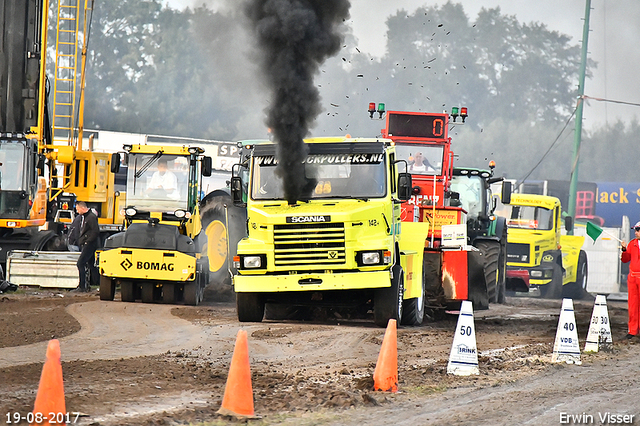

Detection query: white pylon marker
xmin=584 ymin=294 xmax=613 ymax=353
xmin=552 ymin=298 xmax=582 ymax=365
xmin=447 ymin=300 xmax=479 ymax=376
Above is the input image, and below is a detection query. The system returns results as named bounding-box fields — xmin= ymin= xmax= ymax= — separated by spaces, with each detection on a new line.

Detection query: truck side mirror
xmin=501 ymin=181 xmax=512 ymax=205
xmin=397 ymin=172 xmax=412 ymax=201
xmin=201 ymin=156 xmax=212 ymax=177
xmin=564 ymin=215 xmax=573 ymax=231
xmin=231 ymin=176 xmax=245 ymax=206
xmin=110 ymin=153 xmax=121 ymax=173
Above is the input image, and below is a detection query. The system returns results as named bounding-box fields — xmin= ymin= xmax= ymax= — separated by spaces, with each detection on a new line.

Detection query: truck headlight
xmin=362 ymin=252 xmax=380 ymax=265
xmin=356 ymin=250 xmax=390 ymax=266
xmin=239 ymin=255 xmax=266 ymax=269
xmin=125 ymin=207 xmax=137 ymax=217
xmin=530 ymin=270 xmax=543 ymax=278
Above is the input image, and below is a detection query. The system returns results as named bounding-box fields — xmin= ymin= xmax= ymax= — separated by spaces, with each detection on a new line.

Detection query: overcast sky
xmin=165 ymin=0 xmax=640 ymax=131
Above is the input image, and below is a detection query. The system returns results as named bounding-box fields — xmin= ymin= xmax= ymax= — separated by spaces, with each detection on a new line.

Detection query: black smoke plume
xmin=245 ymin=0 xmax=351 ymax=204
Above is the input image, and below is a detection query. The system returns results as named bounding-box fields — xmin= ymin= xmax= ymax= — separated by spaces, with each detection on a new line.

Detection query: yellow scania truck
xmin=229 ymin=137 xmax=429 ymax=326
xmin=503 ymin=193 xmax=588 ymax=299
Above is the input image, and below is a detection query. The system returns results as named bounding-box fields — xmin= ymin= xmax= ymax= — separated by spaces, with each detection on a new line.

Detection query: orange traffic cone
xmin=32 ymin=339 xmax=66 ymax=426
xmin=373 ymin=319 xmax=398 ymax=392
xmin=217 ymin=330 xmax=259 ymax=419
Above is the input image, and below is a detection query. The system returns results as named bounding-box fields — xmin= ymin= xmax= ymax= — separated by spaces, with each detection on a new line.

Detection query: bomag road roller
xmin=97 ymin=143 xmax=235 ymax=305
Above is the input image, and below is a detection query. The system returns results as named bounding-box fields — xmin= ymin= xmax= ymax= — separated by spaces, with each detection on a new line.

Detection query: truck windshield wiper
xmin=135 ymin=150 xmax=163 ymax=178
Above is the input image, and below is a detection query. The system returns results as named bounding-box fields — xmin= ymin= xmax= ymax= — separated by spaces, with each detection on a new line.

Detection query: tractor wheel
xmin=99 ymin=275 xmax=115 ymax=301
xmin=120 ymin=281 xmax=135 ymax=302
xmin=401 ymin=266 xmax=425 ymax=326
xmin=141 ymin=282 xmax=155 ymax=303
xmin=162 ymin=283 xmax=178 ymax=304
xmin=199 ymin=190 xmax=247 ymax=286
xmin=467 ymin=251 xmax=489 ymax=310
xmin=184 ymin=282 xmax=200 ymax=306
xmin=374 ymin=264 xmax=404 ymax=327
xmin=237 ymin=292 xmax=265 ymax=322
xmin=497 ymin=227 xmax=508 ymax=304
xmin=475 ymin=240 xmax=500 ymax=303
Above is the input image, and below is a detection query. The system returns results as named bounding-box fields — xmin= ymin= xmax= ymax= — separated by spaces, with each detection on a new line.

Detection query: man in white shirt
xmin=409 ymin=152 xmax=435 ymax=173
xmin=147 ymin=159 xmax=179 ymax=199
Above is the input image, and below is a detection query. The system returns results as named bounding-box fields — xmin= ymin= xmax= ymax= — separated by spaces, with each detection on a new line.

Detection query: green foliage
xmin=580 ymin=119 xmax=640 ymax=182
xmin=312 ymin=3 xmax=591 ymax=184
xmin=82 ymin=0 xmax=262 ymax=139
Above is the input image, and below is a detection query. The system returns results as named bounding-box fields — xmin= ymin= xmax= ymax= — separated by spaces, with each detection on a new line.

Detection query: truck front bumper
xmin=233 ymin=269 xmax=392 ymax=293
xmin=506 ymin=265 xmax=558 ymax=291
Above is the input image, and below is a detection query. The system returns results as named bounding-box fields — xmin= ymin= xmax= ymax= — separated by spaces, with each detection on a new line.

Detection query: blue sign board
xmin=595 ymin=182 xmax=640 ymax=228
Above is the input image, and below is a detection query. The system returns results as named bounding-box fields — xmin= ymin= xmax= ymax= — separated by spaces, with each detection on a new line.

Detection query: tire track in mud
xmin=0 ymin=301 xmax=208 ymax=368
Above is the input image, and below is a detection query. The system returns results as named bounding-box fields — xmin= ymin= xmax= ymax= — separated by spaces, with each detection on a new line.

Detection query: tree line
xmin=51 ymin=0 xmax=640 ymax=184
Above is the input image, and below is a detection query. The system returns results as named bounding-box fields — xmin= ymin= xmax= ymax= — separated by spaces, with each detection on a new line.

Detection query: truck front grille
xmin=273 ymin=222 xmax=346 ymax=266
xmin=507 ymin=242 xmax=530 ymax=264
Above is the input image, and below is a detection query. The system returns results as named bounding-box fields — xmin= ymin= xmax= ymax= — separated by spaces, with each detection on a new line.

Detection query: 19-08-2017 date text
xmin=5 ymin=412 xmax=80 ymax=424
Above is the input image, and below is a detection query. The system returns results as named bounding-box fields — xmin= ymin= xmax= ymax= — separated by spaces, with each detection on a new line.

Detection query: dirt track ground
xmin=1 ymin=288 xmax=639 ymax=426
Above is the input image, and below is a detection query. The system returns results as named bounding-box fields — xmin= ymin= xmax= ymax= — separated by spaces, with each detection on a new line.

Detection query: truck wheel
xmin=120 ymin=281 xmax=135 ymax=302
xmin=475 ymin=240 xmax=500 ymax=303
xmin=163 ymin=283 xmax=178 ymax=304
xmin=374 ymin=264 xmax=404 ymax=327
xmin=99 ymin=276 xmax=115 ymax=301
xmin=541 ymin=262 xmax=563 ymax=299
xmin=496 ymin=275 xmax=506 ymax=304
xmin=563 ymin=251 xmax=588 ymax=299
xmin=401 ymin=267 xmax=425 ymax=326
xmin=141 ymin=283 xmax=155 ymax=303
xmin=184 ymin=282 xmax=200 ymax=306
xmin=237 ymin=292 xmax=265 ymax=322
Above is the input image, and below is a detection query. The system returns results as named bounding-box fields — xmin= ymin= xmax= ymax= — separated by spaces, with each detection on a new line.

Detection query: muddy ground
xmin=1 ymin=287 xmax=638 ymax=426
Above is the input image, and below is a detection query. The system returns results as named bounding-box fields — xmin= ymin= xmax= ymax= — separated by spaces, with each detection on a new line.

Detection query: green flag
xmin=586 ymin=221 xmax=603 ymax=243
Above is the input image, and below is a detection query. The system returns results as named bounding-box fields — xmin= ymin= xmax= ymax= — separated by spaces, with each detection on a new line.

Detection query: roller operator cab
xmin=500 ymin=193 xmax=588 ymax=299
xmin=97 ymin=144 xmax=216 ymax=305
xmin=230 ymin=137 xmax=429 ymax=327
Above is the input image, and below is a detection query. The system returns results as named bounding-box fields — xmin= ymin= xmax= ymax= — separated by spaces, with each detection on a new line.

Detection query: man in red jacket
xmin=621 ymin=221 xmax=640 ymax=339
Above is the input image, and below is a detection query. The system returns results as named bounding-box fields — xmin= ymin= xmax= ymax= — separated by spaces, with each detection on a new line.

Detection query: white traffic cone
xmin=552 ymin=298 xmax=582 ymax=365
xmin=447 ymin=300 xmax=479 ymax=376
xmin=584 ymin=294 xmax=613 ymax=353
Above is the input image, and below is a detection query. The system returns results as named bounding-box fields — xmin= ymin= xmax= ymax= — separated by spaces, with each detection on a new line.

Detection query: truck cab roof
xmin=509 ymin=193 xmax=561 ymax=210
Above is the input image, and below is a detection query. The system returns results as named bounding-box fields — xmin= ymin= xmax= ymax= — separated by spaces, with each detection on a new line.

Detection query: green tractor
xmin=449 ymin=163 xmax=511 ymax=307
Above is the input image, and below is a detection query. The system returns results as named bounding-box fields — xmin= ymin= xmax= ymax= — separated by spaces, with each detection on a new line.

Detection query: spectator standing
xmin=621 ymin=221 xmax=640 ymax=339
xmin=74 ymin=201 xmax=99 ymax=292
xmin=67 ymin=211 xmax=83 ymax=252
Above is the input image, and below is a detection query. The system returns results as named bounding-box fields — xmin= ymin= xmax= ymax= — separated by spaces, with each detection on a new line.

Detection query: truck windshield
xmin=252 ymin=154 xmax=387 ymax=200
xmin=126 ymin=153 xmax=189 ymax=211
xmin=450 ymin=175 xmax=484 ymax=219
xmin=0 ymin=143 xmax=26 ymax=191
xmin=501 ymin=205 xmax=554 ymax=231
xmin=394 ymin=144 xmax=444 ymax=176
